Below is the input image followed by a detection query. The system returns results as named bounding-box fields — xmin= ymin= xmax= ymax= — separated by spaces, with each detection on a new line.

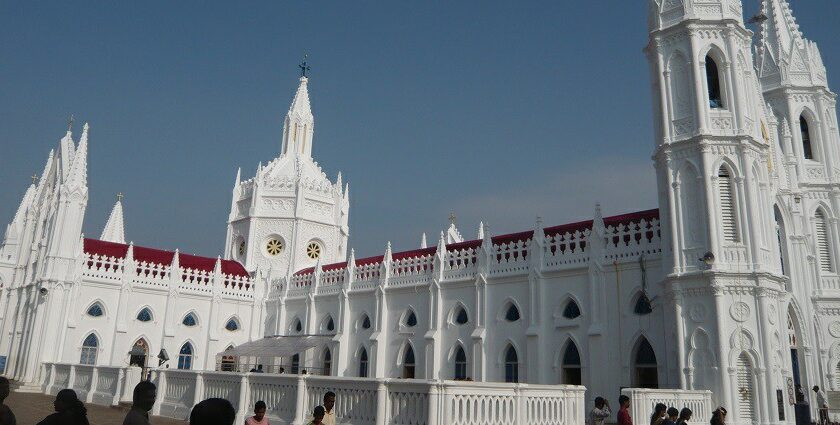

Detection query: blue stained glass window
xmin=225 ymin=318 xmax=239 ymax=331
xmin=137 ymin=308 xmax=153 ymax=322
xmin=87 ymin=303 xmax=104 ymax=317
xmin=178 ymin=343 xmax=193 ymax=370
xmin=182 ymin=313 xmax=197 ymax=327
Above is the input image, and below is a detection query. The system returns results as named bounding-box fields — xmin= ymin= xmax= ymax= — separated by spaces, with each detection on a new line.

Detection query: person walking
xmin=589 ymin=397 xmax=611 ymax=425
xmin=709 ymin=407 xmax=726 ymax=425
xmin=650 ymin=403 xmax=667 ymax=425
xmin=675 ymin=408 xmax=692 ymax=425
xmin=0 ymin=377 xmax=16 ymax=425
xmin=36 ymin=389 xmax=90 ymax=425
xmin=246 ymin=400 xmax=269 ymax=425
xmin=617 ymin=395 xmax=632 ymax=425
xmin=663 ymin=407 xmax=679 ymax=425
xmin=322 ymin=392 xmax=336 ymax=425
xmin=122 ymin=381 xmax=156 ymax=425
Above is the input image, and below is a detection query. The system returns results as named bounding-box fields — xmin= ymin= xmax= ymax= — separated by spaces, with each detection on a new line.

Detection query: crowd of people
xmin=587 ymin=394 xmax=698 ymax=425
xmin=0 ymin=375 xmax=337 ymax=425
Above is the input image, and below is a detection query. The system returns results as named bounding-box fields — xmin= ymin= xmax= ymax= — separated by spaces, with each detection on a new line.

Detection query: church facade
xmin=1 ymin=1 xmax=839 ymax=423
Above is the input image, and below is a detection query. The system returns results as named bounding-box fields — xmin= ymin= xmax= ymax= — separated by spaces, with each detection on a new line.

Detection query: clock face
xmin=306 ymin=241 xmax=322 ymax=260
xmin=266 ymin=238 xmax=284 ymax=256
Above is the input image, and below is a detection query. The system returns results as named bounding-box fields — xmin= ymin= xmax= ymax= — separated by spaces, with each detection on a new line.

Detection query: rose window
xmin=306 ymin=242 xmax=322 ymax=260
xmin=266 ymin=239 xmax=284 ymax=256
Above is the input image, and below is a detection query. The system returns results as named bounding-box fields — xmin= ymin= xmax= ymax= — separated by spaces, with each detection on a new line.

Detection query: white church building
xmin=2 ymin=0 xmax=840 ymax=423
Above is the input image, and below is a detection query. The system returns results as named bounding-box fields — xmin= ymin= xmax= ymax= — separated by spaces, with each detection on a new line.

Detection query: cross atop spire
xmin=117 ymin=192 xmax=124 ymax=202
xmin=67 ymin=114 xmax=74 ymax=132
xmin=449 ymin=212 xmax=457 ymax=225
xmin=299 ymin=54 xmax=311 ymax=78
xmin=30 ymin=175 xmax=38 ymax=185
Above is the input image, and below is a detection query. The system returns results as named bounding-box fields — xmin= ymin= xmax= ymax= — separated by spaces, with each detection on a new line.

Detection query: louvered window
xmin=736 ymin=354 xmax=756 ymax=423
xmin=719 ymin=167 xmax=739 ymax=242
xmin=835 ymin=362 xmax=840 ymax=390
xmin=815 ymin=210 xmax=833 ymax=272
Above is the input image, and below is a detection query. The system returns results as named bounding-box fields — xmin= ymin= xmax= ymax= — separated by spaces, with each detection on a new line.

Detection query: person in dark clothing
xmin=650 ymin=403 xmax=667 ymax=425
xmin=189 ymin=398 xmax=235 ymax=425
xmin=710 ymin=406 xmax=726 ymax=425
xmin=0 ymin=377 xmax=16 ymax=425
xmin=37 ymin=389 xmax=90 ymax=425
xmin=676 ymin=407 xmax=692 ymax=425
xmin=663 ymin=407 xmax=679 ymax=425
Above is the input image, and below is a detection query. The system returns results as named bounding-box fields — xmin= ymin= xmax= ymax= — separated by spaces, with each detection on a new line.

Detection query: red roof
xmin=83 ymin=238 xmax=250 ymax=277
xmin=293 ymin=208 xmax=659 ymax=276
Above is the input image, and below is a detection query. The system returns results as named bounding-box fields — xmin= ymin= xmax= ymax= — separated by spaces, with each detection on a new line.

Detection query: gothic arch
xmin=397 ymin=339 xmax=417 ymax=379
xmin=630 ymin=335 xmax=660 ymax=388
xmin=556 ymin=336 xmax=584 ymax=386
xmin=828 ymin=342 xmax=840 ymax=390
xmin=711 ymin=157 xmax=741 ymax=179
xmin=448 ymin=302 xmax=470 ymax=326
xmin=446 ymin=339 xmax=467 ymax=362
xmin=688 ymin=328 xmax=715 ymax=390
xmin=497 ymin=298 xmax=523 ymax=322
xmin=498 ymin=339 xmax=523 ymax=367
xmin=396 ymin=339 xmax=416 ymax=368
xmin=553 ymin=333 xmax=587 ymax=369
xmin=134 ymin=305 xmax=155 ymax=322
xmin=700 ymin=44 xmax=728 ymax=67
xmin=181 ymin=310 xmax=199 ymax=326
xmin=399 ymin=305 xmax=418 ymax=328
xmin=320 ymin=314 xmax=335 ymax=334
xmin=807 ymin=202 xmax=836 ymax=220
xmin=80 ymin=329 xmax=103 ymax=349
xmin=288 ymin=316 xmax=303 ymax=334
xmin=728 ymin=329 xmax=763 ymax=368
xmin=555 ymin=293 xmax=584 ymax=321
xmin=786 ymin=299 xmax=812 ymax=349
xmin=84 ymin=299 xmax=107 ymax=317
xmin=357 ymin=311 xmax=372 ymax=330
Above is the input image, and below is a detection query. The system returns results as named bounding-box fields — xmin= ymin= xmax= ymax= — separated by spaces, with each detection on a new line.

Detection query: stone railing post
xmin=46 ymin=363 xmax=57 ymax=394
xmin=235 ymin=374 xmax=249 ymax=424
xmin=426 ymin=382 xmax=440 ymax=425
xmin=193 ymin=372 xmax=205 ymax=411
xmin=514 ymin=384 xmax=525 ymax=425
xmin=87 ymin=366 xmax=99 ymax=403
xmin=152 ymin=369 xmax=167 ymax=416
xmin=68 ymin=364 xmax=77 ymax=391
xmin=293 ymin=374 xmax=307 ymax=425
xmin=375 ymin=379 xmax=388 ymax=425
xmin=112 ymin=367 xmax=125 ymax=406
xmin=121 ymin=366 xmax=142 ymax=403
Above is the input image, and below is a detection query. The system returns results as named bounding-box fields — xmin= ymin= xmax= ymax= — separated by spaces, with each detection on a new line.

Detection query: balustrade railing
xmin=621 ymin=388 xmax=712 ymax=425
xmin=41 ymin=362 xmax=585 ymax=425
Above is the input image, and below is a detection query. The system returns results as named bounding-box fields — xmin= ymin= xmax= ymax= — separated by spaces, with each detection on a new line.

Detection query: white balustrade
xmin=621 ymin=388 xmax=712 ymax=425
xmin=40 ymin=363 xmax=585 ymax=425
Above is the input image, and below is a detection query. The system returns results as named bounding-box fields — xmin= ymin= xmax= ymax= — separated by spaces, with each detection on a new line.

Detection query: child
xmin=246 ymin=400 xmax=269 ymax=425
xmin=307 ymin=406 xmax=326 ymax=425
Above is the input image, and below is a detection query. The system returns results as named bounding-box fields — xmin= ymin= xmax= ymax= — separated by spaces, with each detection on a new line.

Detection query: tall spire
xmin=757 ymin=0 xmax=827 ymax=88
xmin=66 ymin=123 xmax=89 ymax=190
xmin=281 ymin=71 xmax=315 ymax=158
xmin=100 ymin=194 xmax=126 ymax=244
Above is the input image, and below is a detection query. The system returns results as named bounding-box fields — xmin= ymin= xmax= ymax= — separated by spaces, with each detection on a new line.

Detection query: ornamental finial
xmin=31 ymin=175 xmax=38 ymax=185
xmin=117 ymin=192 xmax=124 ymax=202
xmin=449 ymin=212 xmax=457 ymax=226
xmin=67 ymin=114 xmax=74 ymax=132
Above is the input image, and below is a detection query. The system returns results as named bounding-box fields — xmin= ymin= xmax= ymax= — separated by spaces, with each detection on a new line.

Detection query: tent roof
xmin=219 ymin=335 xmax=332 ymax=357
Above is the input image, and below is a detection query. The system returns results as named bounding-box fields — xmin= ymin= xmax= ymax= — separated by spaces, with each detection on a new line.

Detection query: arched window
xmin=291 ymin=353 xmax=300 ymax=374
xmin=800 ymin=116 xmax=814 ymax=160
xmin=178 ymin=343 xmax=193 ymax=370
xmin=291 ymin=317 xmax=302 ymax=334
xmin=504 ymin=303 xmax=521 ymax=322
xmin=130 ymin=339 xmax=149 ymax=367
xmin=136 ymin=307 xmax=153 ymax=322
xmin=405 ymin=310 xmax=417 ymax=327
xmin=323 ymin=348 xmax=332 ymax=376
xmin=705 ymin=56 xmax=724 ymax=109
xmin=182 ymin=312 xmax=198 ymax=327
xmin=455 ymin=306 xmax=469 ymax=325
xmin=633 ymin=292 xmax=653 ymax=315
xmin=736 ymin=353 xmax=756 ymax=422
xmin=815 ymin=209 xmax=834 ymax=272
xmin=361 ymin=314 xmax=371 ymax=330
xmin=504 ymin=345 xmax=519 ymax=383
xmin=775 ymin=207 xmax=788 ymax=277
xmin=359 ymin=348 xmax=369 ymax=378
xmin=86 ymin=302 xmax=104 ymax=317
xmin=454 ymin=346 xmax=468 ymax=380
xmin=562 ymin=300 xmax=581 ymax=319
xmin=561 ymin=341 xmax=582 ymax=385
xmin=325 ymin=316 xmax=335 ymax=333
xmin=718 ymin=166 xmax=739 ymax=242
xmin=225 ymin=318 xmax=240 ymax=332
xmin=634 ymin=338 xmax=659 ymax=388
xmin=80 ymin=334 xmax=98 ymax=365
xmin=402 ymin=345 xmax=416 ymax=379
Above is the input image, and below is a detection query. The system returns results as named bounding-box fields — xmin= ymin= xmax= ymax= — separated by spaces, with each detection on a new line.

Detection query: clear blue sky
xmin=1 ymin=1 xmax=838 ymax=259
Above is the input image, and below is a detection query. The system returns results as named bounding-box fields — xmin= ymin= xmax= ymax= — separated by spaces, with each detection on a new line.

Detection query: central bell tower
xmin=224 ymin=74 xmax=350 ymax=278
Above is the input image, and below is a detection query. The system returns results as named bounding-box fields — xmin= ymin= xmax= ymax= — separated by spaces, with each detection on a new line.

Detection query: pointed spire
xmin=126 ymin=241 xmax=134 ymax=263
xmin=420 ymin=232 xmax=428 ymax=249
xmin=437 ymin=231 xmax=446 ymax=255
xmin=172 ymin=249 xmax=181 ymax=271
xmin=336 ymin=172 xmax=343 ymax=189
xmin=481 ymin=223 xmax=492 ymax=249
xmin=235 ymin=167 xmax=241 ymax=187
xmin=349 ymin=248 xmax=356 ymax=265
xmin=281 ymin=74 xmax=315 ymax=157
xmin=384 ymin=241 xmax=392 ymax=262
xmin=477 ymin=221 xmax=485 ymax=240
xmin=66 ymin=123 xmax=89 ymax=189
xmin=759 ymin=0 xmax=804 ymax=59
xmin=10 ymin=179 xmax=37 ymax=228
xmin=534 ymin=216 xmax=544 ymax=241
xmin=100 ymin=194 xmax=126 ymax=244
xmin=593 ymin=203 xmax=605 ymax=236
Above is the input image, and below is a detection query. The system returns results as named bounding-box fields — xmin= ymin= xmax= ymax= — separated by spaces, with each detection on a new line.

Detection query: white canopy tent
xmin=215 ymin=335 xmax=333 ymax=374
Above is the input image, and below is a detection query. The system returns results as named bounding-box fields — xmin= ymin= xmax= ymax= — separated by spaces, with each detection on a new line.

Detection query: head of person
xmin=313 ymin=405 xmax=326 ymax=423
xmin=324 ymin=391 xmax=336 ymax=412
xmin=279 ymin=367 xmax=285 ymax=374
xmin=652 ymin=403 xmax=667 ymax=420
xmin=679 ymin=408 xmax=693 ymax=421
xmin=813 ymin=385 xmax=820 ymax=392
xmin=619 ymin=395 xmax=630 ymax=409
xmin=594 ymin=396 xmax=606 ymax=409
xmin=55 ymin=389 xmax=85 ymax=415
xmin=667 ymin=407 xmax=679 ymax=420
xmin=190 ymin=398 xmax=236 ymax=425
xmin=257 ymin=364 xmax=264 ymax=371
xmin=0 ymin=377 xmax=9 ymax=402
xmin=254 ymin=400 xmax=266 ymax=421
xmin=133 ymin=380 xmax=157 ymax=412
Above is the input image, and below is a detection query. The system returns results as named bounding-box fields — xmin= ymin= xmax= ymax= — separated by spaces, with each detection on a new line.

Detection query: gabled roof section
xmin=83 ymin=238 xmax=249 ymax=277
xmin=100 ymin=199 xmax=125 ymax=244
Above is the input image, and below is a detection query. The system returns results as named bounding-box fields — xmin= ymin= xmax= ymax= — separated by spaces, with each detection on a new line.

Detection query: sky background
xmin=1 ymin=1 xmax=839 ymax=259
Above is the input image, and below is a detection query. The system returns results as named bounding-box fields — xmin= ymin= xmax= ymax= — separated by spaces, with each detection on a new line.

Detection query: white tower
xmin=224 ymin=72 xmax=349 ymax=278
xmin=647 ymin=1 xmax=793 ymax=422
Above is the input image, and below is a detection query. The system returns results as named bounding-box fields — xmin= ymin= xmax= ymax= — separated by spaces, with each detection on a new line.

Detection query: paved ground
xmin=5 ymin=390 xmax=187 ymax=425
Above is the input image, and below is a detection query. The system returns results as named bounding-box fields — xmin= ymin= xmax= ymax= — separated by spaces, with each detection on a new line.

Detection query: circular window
xmin=306 ymin=241 xmax=322 ymax=260
xmin=266 ymin=238 xmax=284 ymax=256
xmin=238 ymin=240 xmax=246 ymax=257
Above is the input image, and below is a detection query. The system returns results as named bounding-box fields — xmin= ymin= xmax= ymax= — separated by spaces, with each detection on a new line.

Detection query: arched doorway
xmin=129 ymin=339 xmax=149 ymax=367
xmin=633 ymin=337 xmax=659 ymax=388
xmin=788 ymin=308 xmax=807 ymax=401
